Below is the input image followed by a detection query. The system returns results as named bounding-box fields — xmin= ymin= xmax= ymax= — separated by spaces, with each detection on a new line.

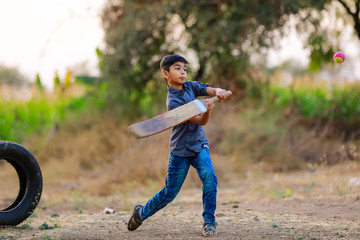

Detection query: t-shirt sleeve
xmin=167 ymin=98 xmax=182 ymax=111
xmin=189 ymin=81 xmax=209 ymax=97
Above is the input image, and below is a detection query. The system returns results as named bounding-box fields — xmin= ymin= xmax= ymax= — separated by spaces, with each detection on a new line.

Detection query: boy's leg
xmin=140 ymin=152 xmax=190 ymax=220
xmin=191 ymin=147 xmax=218 ymax=224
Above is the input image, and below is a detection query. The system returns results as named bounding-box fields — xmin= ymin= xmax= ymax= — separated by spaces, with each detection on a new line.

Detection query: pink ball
xmin=333 ymin=52 xmax=345 ymax=64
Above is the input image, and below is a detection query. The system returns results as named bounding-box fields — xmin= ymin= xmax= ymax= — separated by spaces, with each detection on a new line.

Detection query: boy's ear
xmin=161 ymin=70 xmax=169 ymax=79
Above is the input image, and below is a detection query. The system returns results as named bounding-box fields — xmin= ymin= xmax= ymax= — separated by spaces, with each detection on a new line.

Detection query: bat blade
xmin=128 ymin=99 xmax=207 ymax=138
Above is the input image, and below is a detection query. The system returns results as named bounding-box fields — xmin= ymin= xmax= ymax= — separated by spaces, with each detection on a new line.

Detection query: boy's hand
xmin=204 ymin=98 xmax=215 ymax=111
xmin=215 ymin=88 xmax=230 ymax=102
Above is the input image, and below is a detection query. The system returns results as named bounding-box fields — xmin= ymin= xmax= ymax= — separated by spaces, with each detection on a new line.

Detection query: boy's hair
xmin=160 ymin=54 xmax=188 ymax=71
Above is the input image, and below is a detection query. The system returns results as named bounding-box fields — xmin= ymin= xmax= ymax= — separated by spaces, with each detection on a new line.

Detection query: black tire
xmin=0 ymin=141 xmax=43 ymax=226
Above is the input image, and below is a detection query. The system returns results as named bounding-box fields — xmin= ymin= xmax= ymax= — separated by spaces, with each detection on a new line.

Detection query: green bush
xmin=0 ymin=95 xmax=92 ymax=143
xmin=270 ymin=84 xmax=360 ymax=120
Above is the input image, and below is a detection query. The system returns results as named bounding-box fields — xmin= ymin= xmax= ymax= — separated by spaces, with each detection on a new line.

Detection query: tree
xmin=295 ymin=0 xmax=360 ymax=72
xmin=337 ymin=0 xmax=360 ymax=40
xmin=169 ymin=0 xmax=331 ymax=87
xmin=99 ymin=0 xmax=331 ymax=115
xmin=0 ymin=65 xmax=30 ymax=87
xmin=100 ymin=0 xmax=168 ymax=116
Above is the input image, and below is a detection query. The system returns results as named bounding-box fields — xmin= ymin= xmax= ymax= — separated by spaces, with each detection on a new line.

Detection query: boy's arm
xmin=189 ymin=99 xmax=214 ymax=126
xmin=189 ymin=87 xmax=230 ymax=125
xmin=206 ymin=87 xmax=230 ymax=101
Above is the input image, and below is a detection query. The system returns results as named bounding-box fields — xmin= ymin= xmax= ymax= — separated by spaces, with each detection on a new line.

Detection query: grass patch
xmin=38 ymin=222 xmax=59 ymax=230
xmin=25 ymin=209 xmax=39 ymax=224
xmin=271 ymin=188 xmax=293 ymax=199
xmin=270 ymin=82 xmax=360 ymax=120
xmin=19 ymin=224 xmax=33 ymax=230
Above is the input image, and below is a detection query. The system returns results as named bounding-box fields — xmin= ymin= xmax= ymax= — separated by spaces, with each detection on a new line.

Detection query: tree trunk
xmin=337 ymin=0 xmax=360 ymax=41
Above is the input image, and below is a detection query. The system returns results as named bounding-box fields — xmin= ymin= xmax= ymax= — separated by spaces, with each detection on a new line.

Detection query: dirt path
xmin=2 ymin=161 xmax=360 ymax=239
xmin=1 ymin=190 xmax=360 ymax=240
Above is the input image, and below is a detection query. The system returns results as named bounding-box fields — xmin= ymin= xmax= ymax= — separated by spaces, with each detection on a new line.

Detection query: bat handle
xmin=208 ymin=90 xmax=232 ymax=103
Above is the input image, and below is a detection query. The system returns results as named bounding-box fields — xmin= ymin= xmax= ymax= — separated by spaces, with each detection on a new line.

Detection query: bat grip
xmin=208 ymin=90 xmax=232 ymax=103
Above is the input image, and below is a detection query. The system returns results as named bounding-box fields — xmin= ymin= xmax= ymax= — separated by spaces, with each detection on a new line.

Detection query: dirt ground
xmin=1 ymin=193 xmax=360 ymax=240
xmin=2 ymin=197 xmax=360 ymax=240
xmin=1 ymin=161 xmax=360 ymax=240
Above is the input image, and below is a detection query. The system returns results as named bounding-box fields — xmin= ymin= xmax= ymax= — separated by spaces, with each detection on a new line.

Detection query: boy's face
xmin=162 ymin=61 xmax=187 ymax=89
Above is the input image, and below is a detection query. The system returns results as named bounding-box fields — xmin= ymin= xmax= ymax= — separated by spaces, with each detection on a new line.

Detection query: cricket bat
xmin=128 ymin=91 xmax=232 ymax=138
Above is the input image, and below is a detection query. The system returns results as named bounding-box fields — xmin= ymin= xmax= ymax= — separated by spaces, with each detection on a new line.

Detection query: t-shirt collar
xmin=167 ymin=81 xmax=187 ymax=95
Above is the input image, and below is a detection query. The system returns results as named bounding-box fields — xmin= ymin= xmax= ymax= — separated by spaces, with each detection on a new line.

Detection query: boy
xmin=127 ymin=54 xmax=230 ymax=237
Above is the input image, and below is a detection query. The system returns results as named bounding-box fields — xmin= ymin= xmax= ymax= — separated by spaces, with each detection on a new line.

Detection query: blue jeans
xmin=140 ymin=147 xmax=218 ymax=224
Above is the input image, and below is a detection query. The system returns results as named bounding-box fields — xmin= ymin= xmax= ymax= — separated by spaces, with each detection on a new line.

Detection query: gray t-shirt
xmin=167 ymin=81 xmax=209 ymax=157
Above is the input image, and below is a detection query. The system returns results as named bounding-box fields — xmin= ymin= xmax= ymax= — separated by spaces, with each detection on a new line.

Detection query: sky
xmin=0 ymin=0 xmax=106 ymax=88
xmin=0 ymin=1 xmax=359 ymax=90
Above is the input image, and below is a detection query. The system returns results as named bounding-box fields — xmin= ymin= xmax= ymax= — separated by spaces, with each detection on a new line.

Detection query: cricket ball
xmin=333 ymin=52 xmax=345 ymax=64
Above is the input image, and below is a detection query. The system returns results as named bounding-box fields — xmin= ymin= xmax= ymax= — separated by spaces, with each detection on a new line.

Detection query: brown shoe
xmin=127 ymin=204 xmax=143 ymax=231
xmin=203 ymin=222 xmax=217 ymax=237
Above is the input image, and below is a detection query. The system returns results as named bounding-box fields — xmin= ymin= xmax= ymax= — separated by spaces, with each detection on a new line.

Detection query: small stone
xmin=215 ymin=212 xmax=225 ymax=217
xmin=104 ymin=207 xmax=116 ymax=214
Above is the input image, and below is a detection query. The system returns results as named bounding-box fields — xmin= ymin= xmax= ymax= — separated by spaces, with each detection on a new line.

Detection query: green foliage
xmin=299 ymin=0 xmax=360 ymax=72
xmin=306 ymin=21 xmax=339 ymax=72
xmin=172 ymin=0 xmax=330 ymax=84
xmin=51 ymin=213 xmax=60 ymax=218
xmin=271 ymin=83 xmax=360 ymax=120
xmin=100 ymin=0 xmax=331 ymax=118
xmin=19 ymin=223 xmax=34 ymax=229
xmin=75 ymin=76 xmax=98 ymax=86
xmin=54 ymin=72 xmax=61 ymax=89
xmin=331 ymin=85 xmax=360 ymax=119
xmin=308 ymin=35 xmax=336 ymax=72
xmin=38 ymin=222 xmax=58 ymax=230
xmin=0 ymin=86 xmax=107 ymax=143
xmin=100 ymin=0 xmax=167 ymax=117
xmin=271 ymin=188 xmax=293 ymax=199
xmin=35 ymin=74 xmax=43 ymax=90
xmin=0 ymin=98 xmax=63 ymax=142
